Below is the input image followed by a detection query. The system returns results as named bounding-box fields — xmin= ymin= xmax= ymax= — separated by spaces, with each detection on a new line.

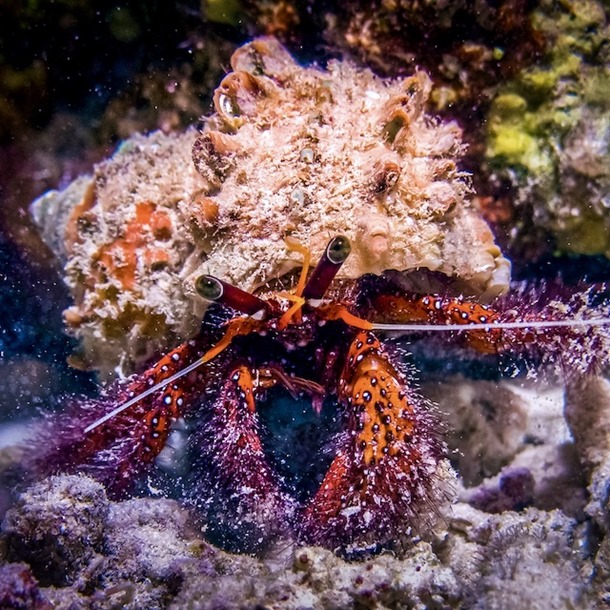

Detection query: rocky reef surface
xmin=485 ymin=0 xmax=610 ymax=258
xmin=31 ymin=38 xmax=509 ymax=376
xmin=1 ymin=374 xmax=609 ymax=608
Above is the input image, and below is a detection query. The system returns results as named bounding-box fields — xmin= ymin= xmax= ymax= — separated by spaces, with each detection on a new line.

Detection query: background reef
xmin=0 ymin=1 xmax=610 ymax=609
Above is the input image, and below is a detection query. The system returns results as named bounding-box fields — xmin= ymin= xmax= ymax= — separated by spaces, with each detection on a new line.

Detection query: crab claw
xmin=298 ymin=331 xmax=454 ymax=554
xmin=189 ymin=365 xmax=296 ymax=552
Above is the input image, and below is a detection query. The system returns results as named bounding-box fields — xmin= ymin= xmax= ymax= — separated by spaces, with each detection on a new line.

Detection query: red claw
xmin=299 ymin=331 xmax=448 ymax=551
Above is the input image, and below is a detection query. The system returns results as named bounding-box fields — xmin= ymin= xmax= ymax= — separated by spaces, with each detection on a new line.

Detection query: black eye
xmin=195 ymin=275 xmax=223 ymax=301
xmin=327 ymin=236 xmax=351 ymax=265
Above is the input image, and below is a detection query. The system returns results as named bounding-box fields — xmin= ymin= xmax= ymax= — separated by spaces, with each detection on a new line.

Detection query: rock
xmin=1 ymin=475 xmax=108 ymax=586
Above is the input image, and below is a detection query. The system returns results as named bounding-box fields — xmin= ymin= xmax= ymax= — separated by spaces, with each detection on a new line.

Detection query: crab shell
xmin=31 ymin=37 xmax=510 ymax=376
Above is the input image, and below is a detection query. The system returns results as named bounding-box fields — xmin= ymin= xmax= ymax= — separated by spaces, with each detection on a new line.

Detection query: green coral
xmin=486 ymin=0 xmax=610 ymax=257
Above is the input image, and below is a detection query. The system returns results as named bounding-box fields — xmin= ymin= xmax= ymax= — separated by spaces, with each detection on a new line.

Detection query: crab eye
xmin=327 ymin=236 xmax=351 ymax=265
xmin=195 ymin=275 xmax=224 ymax=301
xmin=195 ymin=274 xmax=270 ymax=316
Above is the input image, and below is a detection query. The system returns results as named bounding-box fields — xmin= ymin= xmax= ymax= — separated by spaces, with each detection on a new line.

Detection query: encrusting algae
xmin=32 ymin=37 xmax=510 ymax=375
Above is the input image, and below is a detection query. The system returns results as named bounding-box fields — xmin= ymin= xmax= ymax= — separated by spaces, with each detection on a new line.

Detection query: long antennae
xmin=371 ymin=317 xmax=610 ymax=332
xmin=84 ymin=316 xmax=254 ymax=434
xmin=83 ymin=357 xmax=207 ymax=434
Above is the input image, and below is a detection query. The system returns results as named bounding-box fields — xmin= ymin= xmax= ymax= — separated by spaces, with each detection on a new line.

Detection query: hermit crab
xmin=28 ymin=236 xmax=610 ymax=555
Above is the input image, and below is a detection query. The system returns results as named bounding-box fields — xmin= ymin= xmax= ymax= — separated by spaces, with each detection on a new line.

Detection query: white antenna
xmin=371 ymin=317 xmax=610 ymax=333
xmin=84 ymin=315 xmax=609 ymax=434
xmin=84 ymin=357 xmax=207 ymax=434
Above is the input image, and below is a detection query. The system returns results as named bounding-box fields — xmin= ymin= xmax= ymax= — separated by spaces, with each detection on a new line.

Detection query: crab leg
xmin=369 ymin=285 xmax=610 ymax=374
xmin=298 ymin=331 xmax=450 ymax=552
xmin=190 ymin=364 xmax=297 ymax=548
xmin=29 ymin=339 xmax=211 ymax=496
xmin=370 ymin=292 xmax=505 ymax=353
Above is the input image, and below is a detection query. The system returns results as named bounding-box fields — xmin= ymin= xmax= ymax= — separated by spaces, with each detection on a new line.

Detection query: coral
xmin=464 ymin=466 xmax=536 ymax=513
xmin=173 ymin=540 xmax=463 ymax=609
xmin=93 ymin=498 xmax=199 ymax=609
xmin=0 ymin=475 xmax=201 ymax=610
xmin=432 ymin=374 xmax=588 ymax=520
xmin=450 ymin=505 xmax=592 ymax=609
xmin=485 ymin=0 xmax=610 ymax=257
xmin=0 ymin=563 xmax=52 ymax=610
xmin=104 ymin=498 xmax=197 ymax=581
xmin=425 ymin=379 xmax=529 ymax=486
xmin=1 ymin=475 xmax=108 ymax=586
xmin=31 ymin=37 xmax=509 ymax=375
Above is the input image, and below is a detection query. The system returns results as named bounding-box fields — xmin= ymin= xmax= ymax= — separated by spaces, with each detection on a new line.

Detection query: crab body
xmin=33 ymin=279 xmax=450 ymax=553
xmin=29 ymin=237 xmax=610 ymax=555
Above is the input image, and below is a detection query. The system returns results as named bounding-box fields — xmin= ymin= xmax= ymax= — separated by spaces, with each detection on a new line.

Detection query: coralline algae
xmin=31 ymin=37 xmax=509 ymax=375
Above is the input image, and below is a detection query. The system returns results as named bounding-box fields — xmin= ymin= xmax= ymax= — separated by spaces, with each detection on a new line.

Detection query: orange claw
xmin=299 ymin=330 xmax=446 ymax=551
xmin=341 ymin=331 xmax=415 ymax=466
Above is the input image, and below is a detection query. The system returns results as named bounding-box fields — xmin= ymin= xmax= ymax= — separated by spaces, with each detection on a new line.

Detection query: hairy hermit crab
xmin=28 ymin=235 xmax=610 ymax=556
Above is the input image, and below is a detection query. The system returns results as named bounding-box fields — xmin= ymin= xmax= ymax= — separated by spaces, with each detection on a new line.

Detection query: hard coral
xmin=32 ymin=37 xmax=509 ymax=375
xmin=485 ymin=0 xmax=610 ymax=258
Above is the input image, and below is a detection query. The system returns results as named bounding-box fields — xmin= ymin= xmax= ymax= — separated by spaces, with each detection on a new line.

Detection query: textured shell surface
xmin=31 ymin=37 xmax=510 ymax=375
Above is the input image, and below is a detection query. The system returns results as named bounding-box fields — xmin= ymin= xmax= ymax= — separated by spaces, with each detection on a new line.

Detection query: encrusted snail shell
xmin=30 ymin=38 xmax=510 ymax=375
